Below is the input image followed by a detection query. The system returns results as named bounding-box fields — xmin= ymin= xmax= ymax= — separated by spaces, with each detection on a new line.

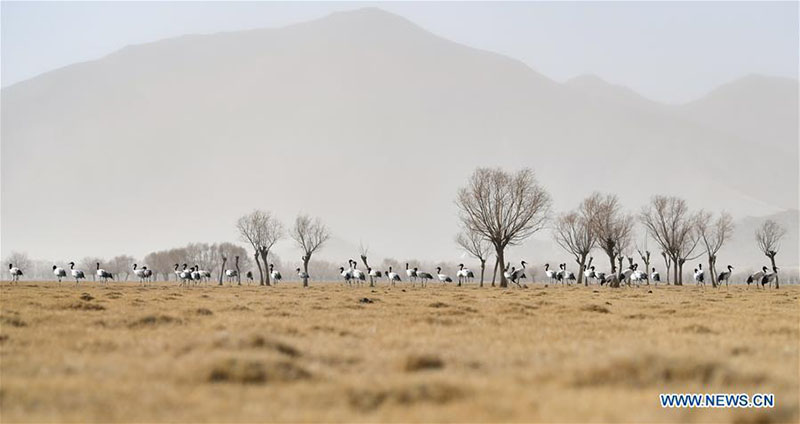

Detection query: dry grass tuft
xmin=571 ymin=354 xmax=765 ymax=388
xmin=206 ymin=358 xmax=311 ymax=385
xmin=66 ymin=302 xmax=106 ymax=311
xmin=348 ymin=382 xmax=466 ymax=411
xmin=79 ymin=293 xmax=94 ymax=301
xmin=428 ymin=301 xmax=448 ymax=308
xmin=404 ymin=354 xmax=445 ymax=372
xmin=0 ymin=316 xmax=27 ymax=327
xmin=194 ymin=308 xmax=213 ymax=316
xmin=127 ymin=314 xmax=181 ymax=328
xmin=581 ymin=304 xmax=610 ymax=313
xmin=682 ymin=324 xmax=716 ymax=334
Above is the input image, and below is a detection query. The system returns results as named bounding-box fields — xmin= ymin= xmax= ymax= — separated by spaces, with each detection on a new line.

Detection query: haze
xmin=1 ymin=3 xmax=797 ymax=269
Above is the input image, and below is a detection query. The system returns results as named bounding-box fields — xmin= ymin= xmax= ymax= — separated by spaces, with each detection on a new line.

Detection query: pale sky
xmin=1 ymin=1 xmax=798 ymax=103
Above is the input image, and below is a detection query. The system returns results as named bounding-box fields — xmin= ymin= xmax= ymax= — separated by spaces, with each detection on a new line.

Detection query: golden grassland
xmin=0 ymin=280 xmax=798 ymax=423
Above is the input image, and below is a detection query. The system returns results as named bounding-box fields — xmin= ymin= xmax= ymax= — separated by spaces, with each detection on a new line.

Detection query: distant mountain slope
xmin=1 ymin=8 xmax=797 ymax=263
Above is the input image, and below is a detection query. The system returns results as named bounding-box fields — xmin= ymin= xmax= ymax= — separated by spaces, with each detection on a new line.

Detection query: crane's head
xmin=52 ymin=265 xmax=57 ymax=270
xmin=296 ymin=268 xmax=301 ymax=272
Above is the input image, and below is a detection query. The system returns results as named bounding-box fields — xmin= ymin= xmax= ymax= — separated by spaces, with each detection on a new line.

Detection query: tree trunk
xmin=496 ymin=246 xmax=508 ymax=288
xmin=708 ymin=254 xmax=717 ymax=288
xmin=302 ymin=253 xmax=311 ymax=287
xmin=491 ymin=258 xmax=499 ymax=287
xmin=606 ymin=250 xmax=616 ymax=274
xmin=676 ymin=259 xmax=684 ymax=285
xmin=260 ymin=250 xmax=271 ymax=286
xmin=254 ymin=252 xmax=264 ymax=285
xmin=768 ymin=253 xmax=779 ymax=289
xmin=219 ymin=257 xmax=226 ymax=286
xmin=235 ymin=257 xmax=241 ymax=285
xmin=664 ymin=257 xmax=671 ymax=285
xmin=479 ymin=259 xmax=486 ymax=288
xmin=576 ymin=254 xmax=586 ymax=286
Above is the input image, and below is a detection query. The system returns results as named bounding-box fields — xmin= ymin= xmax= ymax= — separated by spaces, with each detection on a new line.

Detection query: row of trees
xmin=455 ymin=167 xmax=788 ymax=289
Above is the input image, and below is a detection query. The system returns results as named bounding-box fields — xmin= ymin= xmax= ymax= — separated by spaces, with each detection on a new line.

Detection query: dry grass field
xmin=1 ymin=280 xmax=798 ymax=423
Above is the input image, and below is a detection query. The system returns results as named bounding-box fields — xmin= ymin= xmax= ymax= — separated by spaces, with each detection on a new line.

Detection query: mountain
xmin=1 ymin=8 xmax=797 ymax=265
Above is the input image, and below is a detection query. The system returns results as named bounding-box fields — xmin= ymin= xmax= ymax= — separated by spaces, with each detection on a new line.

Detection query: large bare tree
xmin=589 ymin=193 xmax=634 ymax=284
xmin=553 ymin=206 xmax=596 ymax=286
xmin=456 ymin=168 xmax=551 ymax=288
xmin=696 ymin=211 xmax=735 ymax=288
xmin=236 ymin=210 xmax=284 ymax=286
xmin=291 ymin=214 xmax=331 ymax=287
xmin=755 ymin=219 xmax=787 ymax=289
xmin=455 ymin=229 xmax=492 ymax=287
xmin=640 ymin=196 xmax=700 ymax=285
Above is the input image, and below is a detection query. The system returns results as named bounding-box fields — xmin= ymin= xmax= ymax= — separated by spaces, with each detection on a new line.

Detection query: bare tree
xmin=109 ymin=255 xmax=136 ymax=281
xmin=589 ymin=193 xmax=634 ymax=285
xmin=237 ymin=210 xmax=284 ymax=286
xmin=640 ymin=196 xmax=700 ymax=285
xmin=455 ymin=230 xmax=492 ymax=287
xmin=291 ymin=214 xmax=331 ymax=287
xmin=660 ymin=251 xmax=671 ymax=284
xmin=696 ymin=211 xmax=735 ymax=288
xmin=456 ymin=168 xmax=551 ymax=288
xmin=755 ymin=219 xmax=787 ymax=289
xmin=553 ymin=207 xmax=595 ymax=286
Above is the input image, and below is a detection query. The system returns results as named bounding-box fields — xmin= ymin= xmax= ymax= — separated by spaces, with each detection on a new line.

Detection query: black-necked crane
xmin=405 ymin=263 xmax=417 ymax=283
xmin=368 ymin=267 xmax=383 ymax=285
xmin=545 ymin=263 xmax=557 ymax=284
xmin=133 ymin=264 xmax=147 ymax=285
xmin=416 ymin=268 xmax=433 ymax=287
xmin=350 ymin=259 xmax=366 ymax=286
xmin=693 ymin=264 xmax=705 ymax=286
xmin=509 ymin=261 xmax=528 ymax=285
xmin=650 ymin=268 xmax=660 ymax=284
xmin=245 ymin=270 xmax=254 ymax=284
xmin=584 ymin=265 xmax=596 ymax=285
xmin=435 ymin=267 xmax=452 ymax=283
xmin=69 ymin=262 xmax=85 ymax=286
xmin=8 ymin=264 xmax=23 ymax=284
xmin=179 ymin=264 xmax=193 ymax=286
xmin=761 ymin=266 xmax=778 ymax=288
xmin=53 ymin=264 xmax=67 ymax=283
xmin=387 ymin=266 xmax=401 ymax=286
xmin=195 ymin=265 xmax=211 ymax=284
xmin=96 ymin=262 xmax=113 ymax=285
xmin=746 ymin=266 xmax=768 ymax=288
xmin=717 ymin=265 xmax=733 ymax=287
xmin=143 ymin=267 xmax=152 ymax=283
xmin=296 ymin=268 xmax=309 ymax=281
xmin=340 ymin=266 xmax=353 ymax=286
xmin=269 ymin=264 xmax=282 ymax=284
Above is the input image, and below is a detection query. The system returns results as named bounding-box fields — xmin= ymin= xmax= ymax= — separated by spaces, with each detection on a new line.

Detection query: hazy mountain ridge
xmin=1 ymin=7 xmax=797 ymax=265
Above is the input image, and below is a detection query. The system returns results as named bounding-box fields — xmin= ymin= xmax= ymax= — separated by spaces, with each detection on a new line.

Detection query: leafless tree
xmin=640 ymin=196 xmax=700 ymax=285
xmin=589 ymin=193 xmax=634 ymax=285
xmin=237 ymin=210 xmax=284 ymax=286
xmin=108 ymin=255 xmax=135 ymax=280
xmin=553 ymin=206 xmax=595 ymax=286
xmin=696 ymin=211 xmax=735 ymax=288
xmin=456 ymin=168 xmax=551 ymax=288
xmin=755 ymin=219 xmax=787 ymax=289
xmin=291 ymin=214 xmax=331 ymax=287
xmin=455 ymin=229 xmax=492 ymax=287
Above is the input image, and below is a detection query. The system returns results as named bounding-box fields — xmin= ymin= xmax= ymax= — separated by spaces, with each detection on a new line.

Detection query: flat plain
xmin=1 ymin=280 xmax=798 ymax=423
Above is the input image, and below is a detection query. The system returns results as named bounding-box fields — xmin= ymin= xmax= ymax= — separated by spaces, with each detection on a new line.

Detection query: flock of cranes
xmin=5 ymin=257 xmax=783 ymax=289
